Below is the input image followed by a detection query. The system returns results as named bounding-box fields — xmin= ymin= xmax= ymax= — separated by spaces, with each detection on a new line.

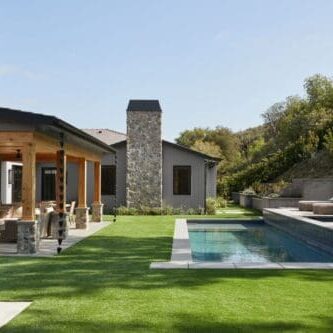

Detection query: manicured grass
xmin=1 ymin=206 xmax=333 ymax=332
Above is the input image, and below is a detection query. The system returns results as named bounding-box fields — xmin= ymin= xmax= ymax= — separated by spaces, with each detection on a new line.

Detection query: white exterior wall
xmin=1 ymin=161 xmax=23 ymax=204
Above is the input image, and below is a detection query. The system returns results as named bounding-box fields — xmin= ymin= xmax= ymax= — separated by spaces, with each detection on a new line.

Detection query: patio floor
xmin=0 ymin=222 xmax=109 ymax=257
xmin=0 ymin=302 xmax=32 ymax=329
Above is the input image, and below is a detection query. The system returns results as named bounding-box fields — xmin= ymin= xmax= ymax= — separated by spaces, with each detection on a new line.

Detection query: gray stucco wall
xmin=162 ymin=142 xmax=217 ymax=209
xmin=35 ymin=143 xmax=217 ymax=211
xmin=206 ymin=164 xmax=217 ymax=198
xmin=36 ymin=162 xmax=79 ymax=203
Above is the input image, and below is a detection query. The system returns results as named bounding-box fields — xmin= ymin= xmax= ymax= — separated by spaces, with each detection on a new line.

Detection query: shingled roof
xmin=82 ymin=129 xmax=127 ymax=145
xmin=126 ymin=100 xmax=162 ymax=112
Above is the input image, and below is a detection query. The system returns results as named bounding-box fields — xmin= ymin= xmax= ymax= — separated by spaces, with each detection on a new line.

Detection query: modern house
xmin=1 ymin=100 xmax=218 ymax=224
xmin=84 ymin=100 xmax=219 ymax=211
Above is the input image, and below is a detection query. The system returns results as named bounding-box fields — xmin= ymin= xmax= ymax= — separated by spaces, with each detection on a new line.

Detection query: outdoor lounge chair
xmin=298 ymin=198 xmax=333 ymax=211
xmin=312 ymin=202 xmax=333 ymax=215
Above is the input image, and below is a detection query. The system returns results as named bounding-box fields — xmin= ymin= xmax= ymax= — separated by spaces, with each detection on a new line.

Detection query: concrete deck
xmin=0 ymin=302 xmax=31 ymax=329
xmin=0 ymin=222 xmax=109 ymax=257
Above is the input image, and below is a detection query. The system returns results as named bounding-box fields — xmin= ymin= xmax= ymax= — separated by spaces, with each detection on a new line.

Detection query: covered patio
xmin=0 ymin=108 xmax=115 ymax=254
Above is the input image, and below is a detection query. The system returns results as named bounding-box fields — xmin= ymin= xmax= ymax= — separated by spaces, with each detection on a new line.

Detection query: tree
xmin=192 ymin=140 xmax=222 ymax=158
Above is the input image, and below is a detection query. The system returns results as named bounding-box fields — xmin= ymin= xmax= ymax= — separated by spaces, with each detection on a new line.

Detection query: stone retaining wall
xmin=263 ymin=208 xmax=333 ymax=254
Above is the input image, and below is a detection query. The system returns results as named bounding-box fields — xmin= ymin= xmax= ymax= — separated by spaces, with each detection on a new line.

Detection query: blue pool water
xmin=188 ymin=221 xmax=333 ymax=263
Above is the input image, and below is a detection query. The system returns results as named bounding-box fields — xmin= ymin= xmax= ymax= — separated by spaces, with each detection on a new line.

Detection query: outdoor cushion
xmin=299 ymin=200 xmax=333 ymax=211
xmin=313 ymin=203 xmax=333 ymax=215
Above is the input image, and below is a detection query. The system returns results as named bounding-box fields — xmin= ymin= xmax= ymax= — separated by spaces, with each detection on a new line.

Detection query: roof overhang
xmin=0 ymin=107 xmax=116 ymax=156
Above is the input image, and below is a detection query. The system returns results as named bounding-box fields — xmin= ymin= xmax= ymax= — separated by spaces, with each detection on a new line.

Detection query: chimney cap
xmin=127 ymin=99 xmax=162 ymax=112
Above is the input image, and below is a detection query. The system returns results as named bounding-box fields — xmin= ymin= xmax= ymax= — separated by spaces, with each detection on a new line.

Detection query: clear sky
xmin=0 ymin=0 xmax=332 ymax=141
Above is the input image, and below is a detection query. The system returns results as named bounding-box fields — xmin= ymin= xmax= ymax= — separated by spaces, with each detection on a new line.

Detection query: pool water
xmin=188 ymin=221 xmax=333 ymax=263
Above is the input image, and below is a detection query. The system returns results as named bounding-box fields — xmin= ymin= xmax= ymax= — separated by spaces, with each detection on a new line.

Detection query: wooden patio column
xmin=21 ymin=143 xmax=36 ymax=221
xmin=75 ymin=158 xmax=89 ymax=229
xmin=93 ymin=161 xmax=101 ymax=204
xmin=92 ymin=161 xmax=103 ymax=222
xmin=17 ymin=143 xmax=39 ymax=254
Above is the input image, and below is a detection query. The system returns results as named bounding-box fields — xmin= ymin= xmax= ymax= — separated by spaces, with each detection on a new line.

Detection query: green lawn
xmin=1 ymin=206 xmax=333 ymax=332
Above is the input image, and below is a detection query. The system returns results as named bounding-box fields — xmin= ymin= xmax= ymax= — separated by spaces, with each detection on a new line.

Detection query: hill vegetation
xmin=175 ymin=74 xmax=333 ymax=197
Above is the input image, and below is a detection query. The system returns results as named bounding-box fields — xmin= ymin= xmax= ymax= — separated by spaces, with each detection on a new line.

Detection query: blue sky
xmin=0 ymin=0 xmax=332 ymax=141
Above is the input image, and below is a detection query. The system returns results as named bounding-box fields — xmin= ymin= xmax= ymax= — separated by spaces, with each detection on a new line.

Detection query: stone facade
xmin=92 ymin=203 xmax=104 ymax=222
xmin=75 ymin=207 xmax=89 ymax=229
xmin=17 ymin=220 xmax=40 ymax=254
xmin=126 ymin=110 xmax=162 ymax=208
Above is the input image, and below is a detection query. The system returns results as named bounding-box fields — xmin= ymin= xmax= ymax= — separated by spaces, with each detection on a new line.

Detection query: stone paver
xmin=0 ymin=222 xmax=109 ymax=257
xmin=280 ymin=262 xmax=333 ymax=269
xmin=0 ymin=302 xmax=31 ymax=328
xmin=150 ymin=262 xmax=188 ymax=269
xmin=188 ymin=262 xmax=235 ymax=269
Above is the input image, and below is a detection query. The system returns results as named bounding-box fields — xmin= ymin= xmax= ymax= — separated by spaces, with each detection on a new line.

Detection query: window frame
xmin=101 ymin=165 xmax=116 ymax=196
xmin=41 ymin=167 xmax=57 ymax=201
xmin=173 ymin=165 xmax=191 ymax=195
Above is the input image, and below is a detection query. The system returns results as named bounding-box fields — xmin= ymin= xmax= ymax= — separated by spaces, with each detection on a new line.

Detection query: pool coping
xmin=150 ymin=219 xmax=333 ymax=270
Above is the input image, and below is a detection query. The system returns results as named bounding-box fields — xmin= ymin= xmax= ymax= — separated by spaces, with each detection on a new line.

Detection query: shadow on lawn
xmin=3 ymin=309 xmax=333 ymax=333
xmin=1 ymin=231 xmax=333 ymax=301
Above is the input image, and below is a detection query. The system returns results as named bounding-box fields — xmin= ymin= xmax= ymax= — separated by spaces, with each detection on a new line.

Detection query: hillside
xmin=277 ymin=150 xmax=333 ymax=181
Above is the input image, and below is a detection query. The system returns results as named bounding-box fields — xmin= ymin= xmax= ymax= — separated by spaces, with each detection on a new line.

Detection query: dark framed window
xmin=102 ymin=165 xmax=116 ymax=195
xmin=42 ymin=167 xmax=57 ymax=201
xmin=173 ymin=166 xmax=191 ymax=195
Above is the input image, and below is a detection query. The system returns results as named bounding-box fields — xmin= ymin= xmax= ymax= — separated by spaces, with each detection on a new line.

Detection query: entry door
xmin=41 ymin=168 xmax=57 ymax=201
xmin=12 ymin=165 xmax=22 ymax=203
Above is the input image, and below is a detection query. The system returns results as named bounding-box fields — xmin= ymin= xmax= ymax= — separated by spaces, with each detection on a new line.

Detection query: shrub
xmin=324 ymin=129 xmax=333 ymax=156
xmin=242 ymin=187 xmax=256 ymax=195
xmin=216 ymin=197 xmax=227 ymax=208
xmin=115 ymin=205 xmax=203 ymax=215
xmin=206 ymin=197 xmax=217 ymax=215
xmin=221 ymin=138 xmax=312 ymax=197
xmin=252 ymin=180 xmax=288 ymax=197
xmin=115 ymin=206 xmax=137 ymax=215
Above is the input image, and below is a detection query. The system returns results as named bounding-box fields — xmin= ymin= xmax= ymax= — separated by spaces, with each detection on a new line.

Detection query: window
xmin=42 ymin=167 xmax=57 ymax=201
xmin=173 ymin=166 xmax=191 ymax=195
xmin=102 ymin=165 xmax=116 ymax=195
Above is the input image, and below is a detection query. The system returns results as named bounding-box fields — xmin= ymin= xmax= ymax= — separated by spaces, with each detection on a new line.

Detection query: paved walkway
xmin=0 ymin=222 xmax=109 ymax=257
xmin=0 ymin=302 xmax=31 ymax=328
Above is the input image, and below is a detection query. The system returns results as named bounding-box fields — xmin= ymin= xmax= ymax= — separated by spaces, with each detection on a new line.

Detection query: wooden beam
xmin=78 ymin=158 xmax=87 ymax=208
xmin=33 ymin=132 xmax=103 ymax=162
xmin=56 ymin=150 xmax=67 ymax=213
xmin=0 ymin=132 xmax=34 ymax=144
xmin=93 ymin=161 xmax=101 ymax=203
xmin=21 ymin=143 xmax=36 ymax=221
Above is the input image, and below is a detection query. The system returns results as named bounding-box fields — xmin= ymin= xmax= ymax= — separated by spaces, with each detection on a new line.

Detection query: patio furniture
xmin=0 ymin=219 xmax=18 ymax=242
xmin=298 ymin=198 xmax=333 ymax=211
xmin=313 ymin=203 xmax=333 ymax=215
xmin=67 ymin=201 xmax=76 ymax=225
xmin=39 ymin=206 xmax=55 ymax=238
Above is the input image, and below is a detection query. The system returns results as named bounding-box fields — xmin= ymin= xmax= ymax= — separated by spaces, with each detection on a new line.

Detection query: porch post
xmin=17 ymin=143 xmax=39 ymax=254
xmin=92 ymin=161 xmax=103 ymax=222
xmin=75 ymin=158 xmax=89 ymax=229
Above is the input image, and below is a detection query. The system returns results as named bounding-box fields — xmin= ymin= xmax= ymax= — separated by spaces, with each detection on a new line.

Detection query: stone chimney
xmin=126 ymin=99 xmax=162 ymax=208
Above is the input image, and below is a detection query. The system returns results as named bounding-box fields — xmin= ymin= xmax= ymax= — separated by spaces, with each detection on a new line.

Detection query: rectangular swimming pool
xmin=188 ymin=220 xmax=333 ymax=263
